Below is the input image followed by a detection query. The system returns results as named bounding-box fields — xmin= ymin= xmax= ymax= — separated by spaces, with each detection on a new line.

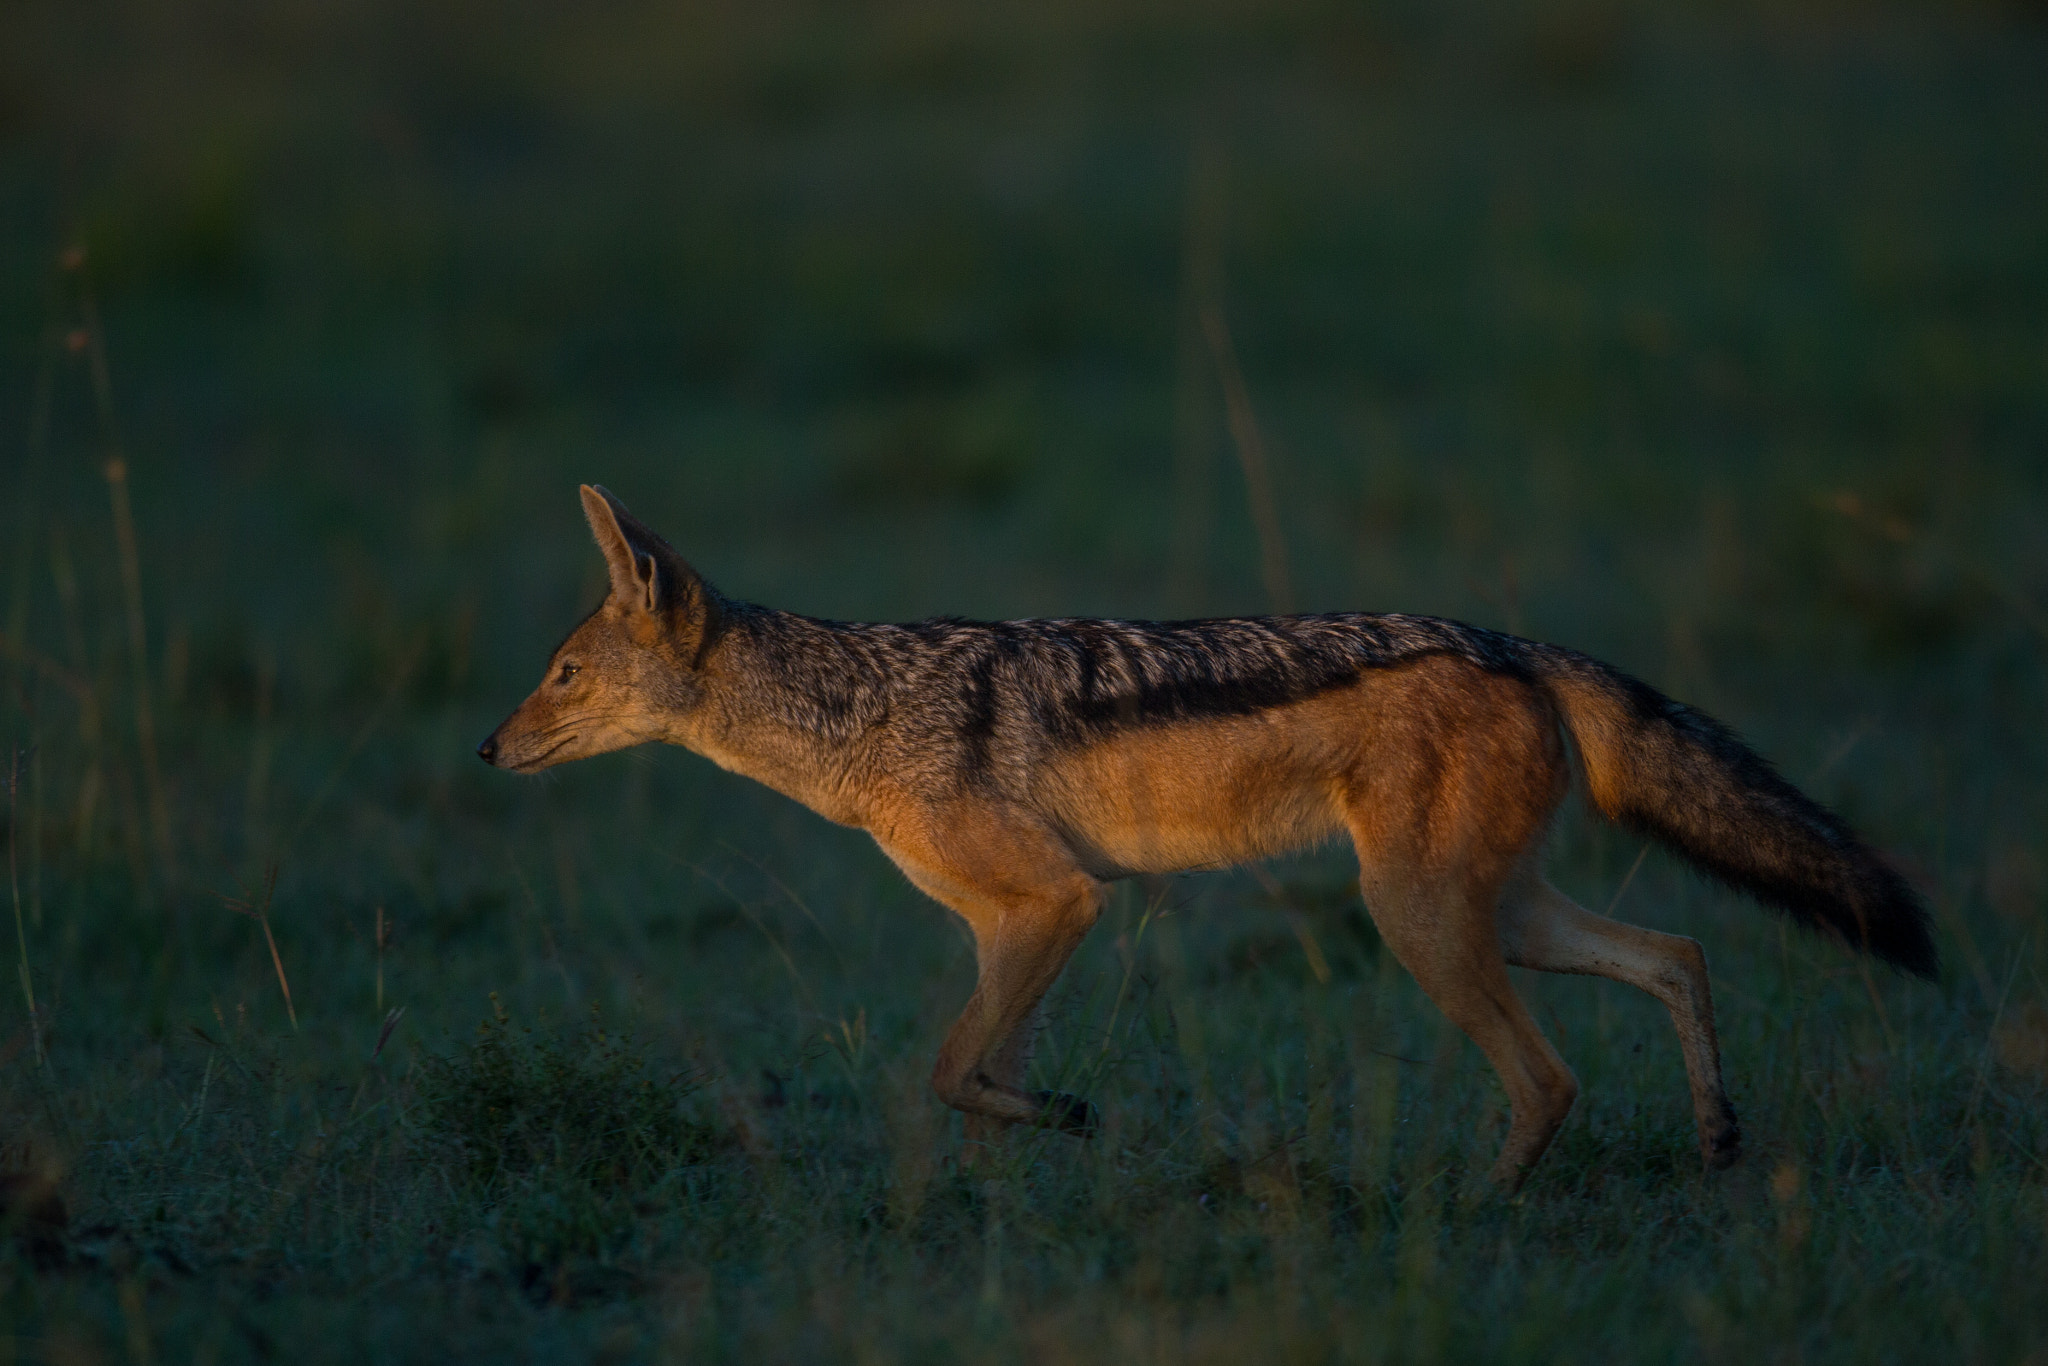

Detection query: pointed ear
xmin=580 ymin=483 xmax=691 ymax=618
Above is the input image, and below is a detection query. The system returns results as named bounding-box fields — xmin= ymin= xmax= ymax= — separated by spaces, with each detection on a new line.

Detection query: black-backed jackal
xmin=479 ymin=486 xmax=1935 ymax=1189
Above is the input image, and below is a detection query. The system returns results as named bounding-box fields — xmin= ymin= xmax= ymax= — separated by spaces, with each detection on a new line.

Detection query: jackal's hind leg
xmin=1356 ymin=871 xmax=1579 ymax=1191
xmin=1499 ymin=877 xmax=1740 ymax=1171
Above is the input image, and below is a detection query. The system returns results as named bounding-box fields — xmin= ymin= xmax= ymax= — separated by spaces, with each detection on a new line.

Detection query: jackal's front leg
xmin=934 ymin=874 xmax=1106 ymax=1143
xmin=958 ymin=1004 xmax=1097 ymax=1152
xmin=875 ymin=806 xmax=1107 ymax=1148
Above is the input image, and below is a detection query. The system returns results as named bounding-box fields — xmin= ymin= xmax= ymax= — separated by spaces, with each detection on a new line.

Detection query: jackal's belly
xmin=1033 ymin=709 xmax=1355 ymax=878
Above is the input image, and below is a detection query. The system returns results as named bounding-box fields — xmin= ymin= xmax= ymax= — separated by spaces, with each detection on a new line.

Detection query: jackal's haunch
xmin=479 ymin=486 xmax=1935 ymax=1189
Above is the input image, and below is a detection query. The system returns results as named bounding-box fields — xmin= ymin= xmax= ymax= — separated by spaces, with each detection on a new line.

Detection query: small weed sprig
xmin=414 ymin=995 xmax=710 ymax=1191
xmin=412 ymin=998 xmax=713 ymax=1294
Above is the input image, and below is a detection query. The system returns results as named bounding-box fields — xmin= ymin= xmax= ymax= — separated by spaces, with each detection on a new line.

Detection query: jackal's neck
xmin=668 ymin=604 xmax=899 ymax=824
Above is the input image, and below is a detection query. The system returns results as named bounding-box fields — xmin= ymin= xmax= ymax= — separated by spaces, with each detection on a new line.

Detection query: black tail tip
xmin=1868 ymin=899 xmax=1939 ymax=982
xmin=1881 ymin=932 xmax=1940 ymax=983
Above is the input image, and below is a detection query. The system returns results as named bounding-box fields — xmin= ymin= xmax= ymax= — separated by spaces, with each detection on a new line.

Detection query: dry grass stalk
xmin=72 ymin=253 xmax=176 ymax=888
xmin=1199 ymin=300 xmax=1294 ymax=614
xmin=244 ymin=642 xmax=275 ymax=859
xmin=102 ymin=456 xmax=174 ymax=886
xmin=7 ymin=744 xmax=42 ymax=1066
xmin=1246 ymin=864 xmax=1333 ymax=985
xmin=224 ymin=863 xmax=296 ymax=1031
xmin=1169 ymin=135 xmax=1228 ymax=608
xmin=373 ymin=1005 xmax=405 ymax=1060
xmin=45 ymin=526 xmax=105 ymax=861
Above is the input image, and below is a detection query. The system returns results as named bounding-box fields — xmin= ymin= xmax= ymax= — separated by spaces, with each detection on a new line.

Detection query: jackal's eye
xmin=556 ymin=662 xmax=581 ymax=684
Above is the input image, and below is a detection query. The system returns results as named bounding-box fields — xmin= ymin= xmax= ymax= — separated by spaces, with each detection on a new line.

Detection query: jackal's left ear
xmin=579 ymin=484 xmax=699 ymax=619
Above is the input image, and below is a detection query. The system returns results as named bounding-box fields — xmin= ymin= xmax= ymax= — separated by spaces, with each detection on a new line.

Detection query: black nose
xmin=476 ymin=736 xmax=499 ymax=766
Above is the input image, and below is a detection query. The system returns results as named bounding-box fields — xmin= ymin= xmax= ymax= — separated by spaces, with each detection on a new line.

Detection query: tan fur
xmin=848 ymin=660 xmax=1657 ymax=1186
xmin=479 ymin=486 xmax=1818 ymax=1191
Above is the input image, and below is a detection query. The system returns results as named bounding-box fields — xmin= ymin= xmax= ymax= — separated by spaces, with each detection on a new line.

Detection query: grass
xmin=2 ymin=0 xmax=2047 ymax=1359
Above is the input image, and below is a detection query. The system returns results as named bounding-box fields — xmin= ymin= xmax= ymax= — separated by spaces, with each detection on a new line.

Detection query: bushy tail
xmin=1531 ymin=645 xmax=1937 ymax=979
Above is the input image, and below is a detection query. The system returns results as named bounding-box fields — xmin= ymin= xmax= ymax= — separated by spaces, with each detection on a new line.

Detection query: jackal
xmin=479 ymin=486 xmax=1935 ymax=1189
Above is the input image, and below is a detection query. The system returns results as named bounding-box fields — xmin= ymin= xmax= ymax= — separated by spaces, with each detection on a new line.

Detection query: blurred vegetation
xmin=1 ymin=0 xmax=2046 ymax=1360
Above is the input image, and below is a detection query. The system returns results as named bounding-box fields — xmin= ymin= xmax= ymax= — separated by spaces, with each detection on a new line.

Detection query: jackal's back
xmin=729 ymin=605 xmax=1530 ymax=769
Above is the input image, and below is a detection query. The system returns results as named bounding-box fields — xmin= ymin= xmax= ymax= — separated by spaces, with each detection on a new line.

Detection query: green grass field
xmin=3 ymin=0 xmax=2046 ymax=1359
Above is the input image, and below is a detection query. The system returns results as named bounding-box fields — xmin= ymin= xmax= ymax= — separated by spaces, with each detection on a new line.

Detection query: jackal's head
xmin=477 ymin=485 xmax=721 ymax=773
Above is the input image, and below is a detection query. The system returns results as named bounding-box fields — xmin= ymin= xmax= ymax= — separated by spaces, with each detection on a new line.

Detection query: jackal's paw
xmin=1702 ymin=1117 xmax=1743 ymax=1172
xmin=1035 ymin=1091 xmax=1100 ymax=1138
